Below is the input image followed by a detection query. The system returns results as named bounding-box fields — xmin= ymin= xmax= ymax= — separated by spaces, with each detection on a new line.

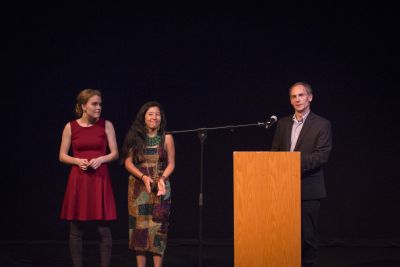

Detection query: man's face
xmin=290 ymin=84 xmax=313 ymax=114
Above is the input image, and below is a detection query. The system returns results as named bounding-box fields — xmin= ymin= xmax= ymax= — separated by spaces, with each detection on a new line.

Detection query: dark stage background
xmin=2 ymin=3 xmax=399 ymax=246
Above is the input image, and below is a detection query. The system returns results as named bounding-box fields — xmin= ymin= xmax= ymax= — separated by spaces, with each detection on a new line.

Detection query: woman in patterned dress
xmin=121 ymin=101 xmax=175 ymax=267
xmin=59 ymin=89 xmax=118 ymax=267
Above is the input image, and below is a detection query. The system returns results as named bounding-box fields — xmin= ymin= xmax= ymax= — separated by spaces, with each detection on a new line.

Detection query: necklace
xmin=146 ymin=135 xmax=161 ymax=146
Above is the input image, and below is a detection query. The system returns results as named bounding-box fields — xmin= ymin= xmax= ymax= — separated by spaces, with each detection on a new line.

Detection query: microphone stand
xmin=168 ymin=120 xmax=275 ymax=267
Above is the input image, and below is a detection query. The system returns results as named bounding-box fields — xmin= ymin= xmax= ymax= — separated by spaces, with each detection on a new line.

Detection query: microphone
xmin=264 ymin=115 xmax=278 ymax=129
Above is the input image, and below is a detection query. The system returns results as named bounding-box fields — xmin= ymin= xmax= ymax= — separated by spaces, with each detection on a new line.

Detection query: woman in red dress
xmin=59 ymin=89 xmax=118 ymax=267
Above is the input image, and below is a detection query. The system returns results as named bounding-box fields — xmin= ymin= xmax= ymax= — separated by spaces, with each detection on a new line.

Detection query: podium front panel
xmin=234 ymin=151 xmax=300 ymax=267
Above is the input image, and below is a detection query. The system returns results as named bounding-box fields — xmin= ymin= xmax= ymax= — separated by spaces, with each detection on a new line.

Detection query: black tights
xmin=69 ymin=221 xmax=112 ymax=267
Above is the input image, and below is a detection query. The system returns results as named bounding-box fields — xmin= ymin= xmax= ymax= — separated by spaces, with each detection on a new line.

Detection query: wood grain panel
xmin=234 ymin=152 xmax=301 ymax=267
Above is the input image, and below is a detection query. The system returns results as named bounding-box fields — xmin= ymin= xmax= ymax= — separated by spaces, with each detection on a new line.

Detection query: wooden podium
xmin=233 ymin=152 xmax=301 ymax=267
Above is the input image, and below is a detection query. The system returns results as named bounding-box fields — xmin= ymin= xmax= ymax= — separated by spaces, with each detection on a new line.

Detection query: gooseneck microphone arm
xmin=263 ymin=115 xmax=278 ymax=129
xmin=168 ymin=116 xmax=278 ymax=134
xmin=168 ymin=123 xmax=259 ymax=134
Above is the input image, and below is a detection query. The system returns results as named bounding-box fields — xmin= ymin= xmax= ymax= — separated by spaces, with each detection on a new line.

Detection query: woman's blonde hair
xmin=75 ymin=89 xmax=102 ymax=117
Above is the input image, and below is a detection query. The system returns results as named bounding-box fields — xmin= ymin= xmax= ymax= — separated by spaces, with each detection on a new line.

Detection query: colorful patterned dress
xmin=128 ymin=135 xmax=171 ymax=255
xmin=60 ymin=118 xmax=117 ymax=221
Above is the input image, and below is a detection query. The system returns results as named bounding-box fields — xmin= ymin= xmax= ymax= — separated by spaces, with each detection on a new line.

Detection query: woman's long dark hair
xmin=121 ymin=101 xmax=167 ymax=163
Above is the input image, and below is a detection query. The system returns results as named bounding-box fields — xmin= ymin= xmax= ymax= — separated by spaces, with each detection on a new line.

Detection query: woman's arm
xmin=125 ymin=152 xmax=153 ymax=193
xmin=156 ymin=134 xmax=175 ymax=196
xmin=59 ymin=122 xmax=89 ymax=170
xmin=161 ymin=134 xmax=175 ymax=179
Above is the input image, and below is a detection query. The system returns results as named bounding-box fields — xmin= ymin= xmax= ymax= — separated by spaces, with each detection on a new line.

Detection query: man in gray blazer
xmin=271 ymin=82 xmax=332 ymax=267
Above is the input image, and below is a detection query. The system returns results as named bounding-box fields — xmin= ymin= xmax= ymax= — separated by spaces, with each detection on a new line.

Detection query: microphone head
xmin=266 ymin=115 xmax=278 ymax=129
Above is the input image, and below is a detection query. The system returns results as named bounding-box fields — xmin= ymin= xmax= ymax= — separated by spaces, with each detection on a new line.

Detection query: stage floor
xmin=2 ymin=239 xmax=400 ymax=266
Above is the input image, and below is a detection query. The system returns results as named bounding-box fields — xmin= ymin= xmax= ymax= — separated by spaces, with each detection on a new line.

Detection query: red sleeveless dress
xmin=60 ymin=118 xmax=117 ymax=221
